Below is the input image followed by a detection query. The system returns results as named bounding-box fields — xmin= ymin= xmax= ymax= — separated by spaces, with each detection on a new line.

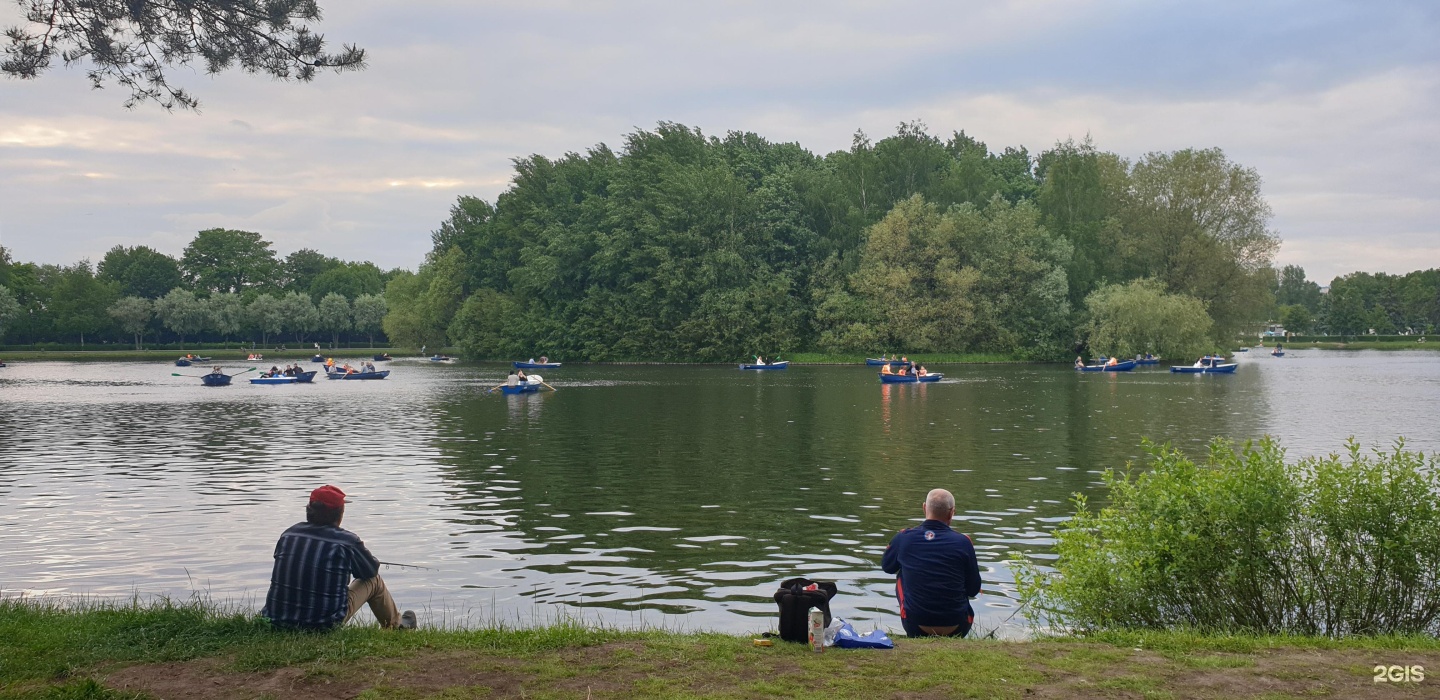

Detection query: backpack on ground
xmin=773 ymin=577 xmax=838 ymax=643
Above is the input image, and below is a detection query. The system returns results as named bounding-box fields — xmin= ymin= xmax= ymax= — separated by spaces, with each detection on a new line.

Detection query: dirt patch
xmin=105 ymin=651 xmax=529 ymax=700
xmin=93 ymin=642 xmax=1440 ymax=700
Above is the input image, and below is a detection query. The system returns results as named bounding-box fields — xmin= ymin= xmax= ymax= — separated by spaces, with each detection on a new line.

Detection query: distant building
xmin=1262 ymin=324 xmax=1287 ymax=338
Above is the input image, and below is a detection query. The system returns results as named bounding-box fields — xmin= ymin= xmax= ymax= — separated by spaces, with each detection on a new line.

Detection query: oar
xmin=228 ymin=367 xmax=257 ymax=377
xmin=541 ymin=382 xmax=557 ymax=392
xmin=171 ymin=373 xmax=208 ymax=378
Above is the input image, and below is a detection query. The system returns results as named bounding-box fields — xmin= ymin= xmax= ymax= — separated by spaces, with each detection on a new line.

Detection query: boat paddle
xmin=228 ymin=367 xmax=258 ymax=377
xmin=541 ymin=382 xmax=557 ymax=392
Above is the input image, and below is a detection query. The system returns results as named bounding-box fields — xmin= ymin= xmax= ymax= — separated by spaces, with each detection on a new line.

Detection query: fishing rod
xmin=379 ymin=560 xmax=439 ymax=571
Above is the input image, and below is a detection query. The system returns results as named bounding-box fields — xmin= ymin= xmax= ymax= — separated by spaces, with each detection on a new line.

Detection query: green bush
xmin=1017 ymin=437 xmax=1440 ymax=637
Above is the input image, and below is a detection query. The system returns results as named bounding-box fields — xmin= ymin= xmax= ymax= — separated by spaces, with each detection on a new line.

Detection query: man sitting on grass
xmin=262 ymin=485 xmax=416 ymax=630
xmin=881 ymin=488 xmax=982 ymax=637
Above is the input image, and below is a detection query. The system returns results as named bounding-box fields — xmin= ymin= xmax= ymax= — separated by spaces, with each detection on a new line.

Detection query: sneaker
xmin=399 ymin=610 xmax=417 ymax=630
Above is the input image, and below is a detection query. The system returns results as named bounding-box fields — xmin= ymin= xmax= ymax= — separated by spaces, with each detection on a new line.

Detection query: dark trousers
xmin=902 ymin=616 xmax=971 ymax=638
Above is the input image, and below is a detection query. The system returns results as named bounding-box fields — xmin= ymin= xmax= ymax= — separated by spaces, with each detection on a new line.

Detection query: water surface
xmin=2 ymin=350 xmax=1437 ymax=636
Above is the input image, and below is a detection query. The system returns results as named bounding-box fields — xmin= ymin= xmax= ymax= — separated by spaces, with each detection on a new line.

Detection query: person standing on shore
xmin=262 ymin=485 xmax=416 ymax=631
xmin=880 ymin=488 xmax=982 ymax=637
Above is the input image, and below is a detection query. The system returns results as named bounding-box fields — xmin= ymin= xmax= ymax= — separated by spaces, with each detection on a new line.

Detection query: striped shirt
xmin=262 ymin=522 xmax=381 ymax=629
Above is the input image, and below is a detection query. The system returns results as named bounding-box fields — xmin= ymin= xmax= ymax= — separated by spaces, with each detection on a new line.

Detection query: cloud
xmin=0 ymin=0 xmax=1436 ymax=285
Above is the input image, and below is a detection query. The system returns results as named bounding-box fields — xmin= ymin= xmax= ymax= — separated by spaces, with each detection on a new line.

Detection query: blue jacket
xmin=881 ymin=519 xmax=982 ymax=627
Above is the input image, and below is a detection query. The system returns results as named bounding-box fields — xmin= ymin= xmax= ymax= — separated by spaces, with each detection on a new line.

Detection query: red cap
xmin=309 ymin=485 xmax=348 ymax=509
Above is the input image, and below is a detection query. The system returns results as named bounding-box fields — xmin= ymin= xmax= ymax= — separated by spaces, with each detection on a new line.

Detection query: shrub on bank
xmin=1018 ymin=437 xmax=1440 ymax=637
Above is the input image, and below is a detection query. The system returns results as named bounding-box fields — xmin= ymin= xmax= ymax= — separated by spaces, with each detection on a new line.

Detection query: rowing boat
xmin=311 ymin=354 xmax=325 ymax=363
xmin=500 ymin=383 xmax=542 ymax=395
xmin=1171 ymin=358 xmax=1238 ymax=374
xmin=864 ymin=358 xmax=911 ymax=366
xmin=739 ymin=361 xmax=788 ymax=370
xmin=1077 ymin=360 xmax=1137 ymax=372
xmin=513 ymin=361 xmax=561 ymax=369
xmin=878 ymin=373 xmax=942 ymax=383
xmin=325 ymin=369 xmax=390 ymax=380
xmin=201 ymin=373 xmax=232 ymax=387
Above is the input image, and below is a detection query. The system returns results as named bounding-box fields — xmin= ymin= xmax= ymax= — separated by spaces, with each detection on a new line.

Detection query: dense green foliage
xmin=1084 ymin=279 xmax=1214 ymax=359
xmin=0 ymin=238 xmax=398 ymax=348
xmin=1323 ymin=269 xmax=1440 ymax=335
xmin=1018 ymin=438 xmax=1440 ymax=637
xmin=389 ymin=124 xmax=1284 ymax=361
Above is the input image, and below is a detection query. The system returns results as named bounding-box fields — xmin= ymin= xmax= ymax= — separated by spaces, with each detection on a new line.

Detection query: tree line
xmin=4 ymin=123 xmax=1436 ymax=357
xmin=0 ymin=230 xmax=393 ymax=349
xmin=379 ymin=122 xmax=1285 ymax=361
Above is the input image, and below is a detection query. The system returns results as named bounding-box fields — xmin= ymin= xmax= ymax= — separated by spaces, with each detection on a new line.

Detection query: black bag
xmin=773 ymin=577 xmax=838 ymax=643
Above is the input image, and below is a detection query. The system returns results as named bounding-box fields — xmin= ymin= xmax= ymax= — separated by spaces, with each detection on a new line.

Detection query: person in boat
xmin=262 ymin=485 xmax=416 ymax=631
xmin=365 ymin=362 xmax=377 ymax=373
xmin=881 ymin=488 xmax=982 ymax=638
xmin=539 ymin=356 xmax=549 ymax=364
xmin=210 ymin=365 xmax=224 ymax=375
xmin=516 ymin=369 xmax=528 ymax=382
xmin=881 ymin=363 xmax=894 ymax=375
xmin=897 ymin=364 xmax=909 ymax=376
xmin=901 ymin=356 xmax=910 ymax=366
xmin=754 ymin=355 xmax=766 ymax=366
xmin=1106 ymin=356 xmax=1118 ymax=367
xmin=506 ymin=371 xmax=520 ymax=387
xmin=1075 ymin=356 xmax=1085 ymax=369
xmin=917 ymin=365 xmax=928 ymax=377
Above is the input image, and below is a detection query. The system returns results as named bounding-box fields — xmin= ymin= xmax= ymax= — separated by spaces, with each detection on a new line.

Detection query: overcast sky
xmin=2 ymin=0 xmax=1437 ymax=284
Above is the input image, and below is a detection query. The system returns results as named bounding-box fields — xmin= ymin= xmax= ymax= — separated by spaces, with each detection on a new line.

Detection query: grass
xmin=4 ymin=599 xmax=1440 ymax=699
xmin=783 ymin=352 xmax=1032 ymax=364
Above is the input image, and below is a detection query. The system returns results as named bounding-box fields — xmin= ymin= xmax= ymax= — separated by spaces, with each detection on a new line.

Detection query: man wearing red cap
xmin=262 ymin=485 xmax=416 ymax=630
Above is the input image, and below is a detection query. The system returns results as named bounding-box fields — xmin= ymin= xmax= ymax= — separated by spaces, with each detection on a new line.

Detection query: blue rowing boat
xmin=201 ymin=373 xmax=231 ymax=387
xmin=430 ymin=355 xmax=454 ymax=362
xmin=251 ymin=376 xmax=297 ymax=385
xmin=1171 ymin=357 xmax=1238 ymax=374
xmin=373 ymin=354 xmax=393 ymax=362
xmin=1271 ymin=351 xmax=1285 ymax=357
xmin=739 ymin=361 xmax=788 ymax=370
xmin=311 ymin=354 xmax=325 ymax=363
xmin=514 ymin=361 xmax=561 ymax=369
xmin=500 ymin=383 xmax=542 ymax=395
xmin=1077 ymin=359 xmax=1137 ymax=372
xmin=293 ymin=370 xmax=317 ymax=383
xmin=878 ymin=373 xmax=942 ymax=383
xmin=326 ymin=369 xmax=390 ymax=380
xmin=864 ymin=358 xmax=911 ymax=366
xmin=176 ymin=358 xmax=191 ymax=367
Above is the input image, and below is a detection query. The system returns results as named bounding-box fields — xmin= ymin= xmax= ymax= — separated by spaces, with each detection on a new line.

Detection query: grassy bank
xmin=2 ymin=600 xmax=1437 ymax=699
xmin=1283 ymin=341 xmax=1440 ymax=351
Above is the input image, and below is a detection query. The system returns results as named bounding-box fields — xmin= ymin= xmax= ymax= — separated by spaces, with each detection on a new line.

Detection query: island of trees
xmin=1 ymin=123 xmax=1437 ymax=359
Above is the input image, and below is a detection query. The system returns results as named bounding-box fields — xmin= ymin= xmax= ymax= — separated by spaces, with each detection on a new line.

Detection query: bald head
xmin=924 ymin=488 xmax=955 ymax=523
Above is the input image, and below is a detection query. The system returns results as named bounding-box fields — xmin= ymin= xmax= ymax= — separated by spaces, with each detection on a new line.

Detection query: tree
xmin=108 ymin=296 xmax=153 ymax=349
xmin=1084 ymin=279 xmax=1213 ymax=359
xmin=2 ymin=0 xmax=365 ymax=110
xmin=1279 ymin=304 xmax=1313 ymax=335
xmin=48 ymin=261 xmax=117 ymax=345
xmin=1275 ymin=265 xmax=1322 ymax=312
xmin=208 ymin=292 xmax=245 ymax=340
xmin=281 ymin=248 xmax=339 ymax=293
xmin=351 ymin=293 xmax=387 ymax=347
xmin=153 ymin=288 xmax=210 ymax=348
xmin=181 ymin=229 xmax=279 ymax=295
xmin=277 ymin=291 xmax=318 ymax=344
xmin=97 ymin=245 xmax=183 ymax=298
xmin=316 ymin=292 xmax=350 ymax=348
xmin=1119 ymin=148 xmax=1280 ymax=341
xmin=310 ymin=261 xmax=385 ymax=302
xmin=0 ymin=284 xmax=19 ymax=340
xmin=246 ymin=294 xmax=285 ymax=346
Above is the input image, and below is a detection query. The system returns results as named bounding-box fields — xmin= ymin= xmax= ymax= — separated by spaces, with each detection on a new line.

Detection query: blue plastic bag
xmin=832 ymin=621 xmax=894 ymax=649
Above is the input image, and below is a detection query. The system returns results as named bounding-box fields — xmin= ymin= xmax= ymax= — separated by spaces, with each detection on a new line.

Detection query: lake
xmin=2 ymin=350 xmax=1438 ymax=637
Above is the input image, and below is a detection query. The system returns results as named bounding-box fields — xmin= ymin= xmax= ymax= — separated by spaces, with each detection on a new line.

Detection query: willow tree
xmin=1084 ymin=279 xmax=1213 ymax=359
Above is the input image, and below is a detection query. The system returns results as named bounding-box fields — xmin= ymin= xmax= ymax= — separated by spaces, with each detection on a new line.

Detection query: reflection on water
xmin=2 ymin=350 xmax=1438 ymax=636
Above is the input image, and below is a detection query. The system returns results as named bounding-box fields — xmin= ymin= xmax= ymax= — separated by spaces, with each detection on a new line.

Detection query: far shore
xmin=3 ymin=343 xmax=1438 ymax=365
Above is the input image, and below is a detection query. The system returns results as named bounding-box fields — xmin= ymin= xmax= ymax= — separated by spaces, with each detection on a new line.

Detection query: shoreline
xmin=3 ymin=600 xmax=1437 ymax=699
xmin=5 ymin=599 xmax=1434 ymax=697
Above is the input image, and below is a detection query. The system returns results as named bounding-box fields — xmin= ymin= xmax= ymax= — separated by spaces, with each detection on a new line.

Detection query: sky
xmin=1 ymin=0 xmax=1437 ymax=285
